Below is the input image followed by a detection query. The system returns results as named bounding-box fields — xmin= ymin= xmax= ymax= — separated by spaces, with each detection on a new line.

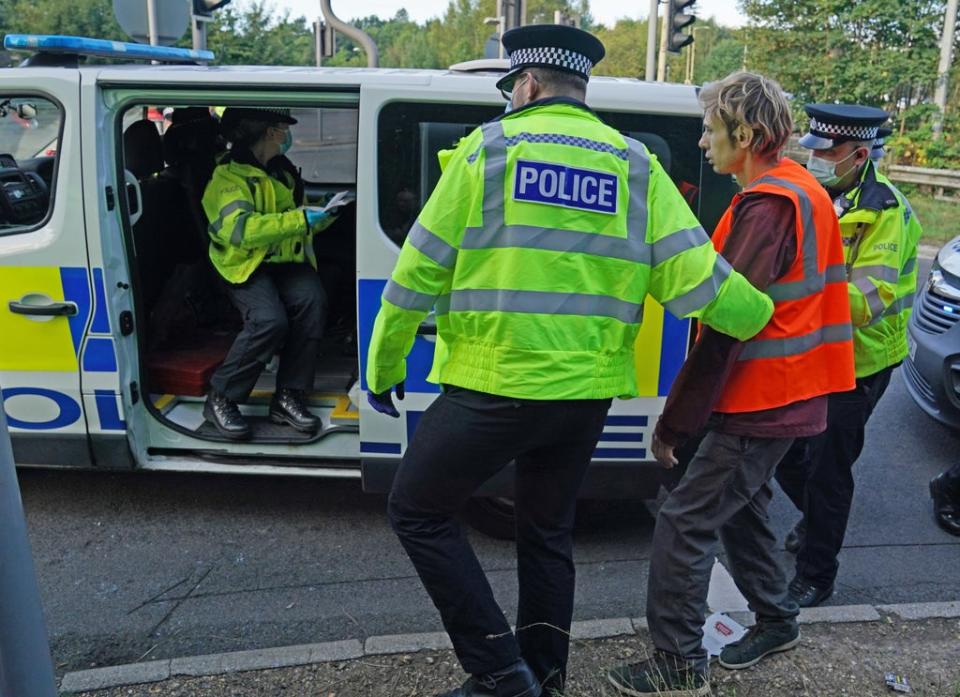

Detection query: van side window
xmin=377 ymin=102 xmax=502 ymax=246
xmin=597 ymin=110 xmax=739 ymax=235
xmin=287 ymin=107 xmax=358 ymax=185
xmin=0 ymin=95 xmax=62 ymax=235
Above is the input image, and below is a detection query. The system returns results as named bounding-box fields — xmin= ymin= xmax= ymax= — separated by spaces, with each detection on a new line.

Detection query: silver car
xmin=904 ymin=235 xmax=960 ymax=430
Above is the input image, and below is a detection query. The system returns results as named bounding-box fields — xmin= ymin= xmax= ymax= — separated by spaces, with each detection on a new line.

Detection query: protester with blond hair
xmin=606 ymin=72 xmax=856 ymax=696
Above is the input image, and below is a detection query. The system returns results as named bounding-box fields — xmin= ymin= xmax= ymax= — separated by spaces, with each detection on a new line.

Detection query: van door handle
xmin=8 ymin=300 xmax=78 ymax=317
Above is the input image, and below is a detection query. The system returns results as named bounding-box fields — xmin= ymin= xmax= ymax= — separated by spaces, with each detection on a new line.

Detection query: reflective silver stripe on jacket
xmin=663 ymin=255 xmax=733 ymax=318
xmin=208 ymin=200 xmax=255 ymax=245
xmin=849 ymin=264 xmax=900 ymax=284
xmin=408 ymin=221 xmax=458 ymax=269
xmin=866 ymin=292 xmax=915 ymax=326
xmin=748 ymin=175 xmax=826 ymax=302
xmin=853 ymin=276 xmax=888 ymax=318
xmin=383 ymin=279 xmax=436 ymax=312
xmin=460 ymin=224 xmax=648 ymax=262
xmin=738 ymin=322 xmax=853 ymax=361
xmin=448 ymin=288 xmax=643 ymax=324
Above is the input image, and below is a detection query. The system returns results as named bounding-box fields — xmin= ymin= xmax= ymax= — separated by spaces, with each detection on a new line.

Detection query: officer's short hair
xmin=699 ymin=71 xmax=793 ymax=158
xmin=528 ymin=67 xmax=587 ymax=97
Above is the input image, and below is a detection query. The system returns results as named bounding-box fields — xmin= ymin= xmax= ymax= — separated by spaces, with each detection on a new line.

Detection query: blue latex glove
xmin=368 ymin=381 xmax=404 ymax=418
xmin=304 ymin=207 xmax=332 ymax=231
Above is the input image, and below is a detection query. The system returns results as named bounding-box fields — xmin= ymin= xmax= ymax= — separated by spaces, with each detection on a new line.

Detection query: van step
xmin=195 ymin=415 xmax=327 ymax=444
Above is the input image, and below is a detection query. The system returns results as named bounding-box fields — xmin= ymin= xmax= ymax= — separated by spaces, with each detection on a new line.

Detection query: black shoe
xmin=788 ymin=575 xmax=834 ymax=608
xmin=436 ymin=659 xmax=542 ymax=697
xmin=203 ymin=391 xmax=251 ymax=440
xmin=718 ymin=620 xmax=799 ymax=670
xmin=784 ymin=519 xmax=806 ymax=554
xmin=606 ymin=652 xmax=709 ymax=696
xmin=269 ymin=388 xmax=320 ymax=434
xmin=930 ymin=474 xmax=960 ymax=537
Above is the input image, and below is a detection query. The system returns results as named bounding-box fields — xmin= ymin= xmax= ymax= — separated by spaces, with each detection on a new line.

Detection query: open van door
xmin=0 ymin=69 xmax=93 ymax=466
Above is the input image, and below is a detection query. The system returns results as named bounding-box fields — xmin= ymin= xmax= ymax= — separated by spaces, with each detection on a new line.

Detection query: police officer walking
xmin=201 ymin=107 xmax=337 ymax=440
xmin=365 ymin=26 xmax=774 ymax=697
xmin=775 ymin=104 xmax=923 ymax=606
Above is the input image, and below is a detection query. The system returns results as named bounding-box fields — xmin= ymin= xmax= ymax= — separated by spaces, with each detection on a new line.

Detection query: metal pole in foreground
xmin=933 ymin=0 xmax=958 ymax=139
xmin=145 ymin=0 xmax=160 ymax=45
xmin=0 ymin=398 xmax=57 ymax=697
xmin=645 ymin=0 xmax=658 ymax=81
xmin=656 ymin=1 xmax=669 ymax=82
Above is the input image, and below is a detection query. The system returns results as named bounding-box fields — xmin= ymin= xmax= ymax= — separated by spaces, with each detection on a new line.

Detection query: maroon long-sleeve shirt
xmin=655 ymin=191 xmax=828 ymax=447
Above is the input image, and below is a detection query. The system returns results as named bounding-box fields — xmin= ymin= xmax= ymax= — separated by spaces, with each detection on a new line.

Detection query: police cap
xmin=799 ymin=103 xmax=889 ymax=150
xmin=220 ymin=107 xmax=297 ymax=133
xmin=870 ymin=126 xmax=893 ymax=161
xmin=496 ymin=24 xmax=605 ymax=92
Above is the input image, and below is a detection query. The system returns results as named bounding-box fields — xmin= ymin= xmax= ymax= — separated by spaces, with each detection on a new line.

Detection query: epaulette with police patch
xmin=856 ymin=162 xmax=900 ymax=212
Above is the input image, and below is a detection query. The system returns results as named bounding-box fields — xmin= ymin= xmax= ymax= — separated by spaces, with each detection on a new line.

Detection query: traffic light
xmin=193 ymin=0 xmax=232 ymax=17
xmin=666 ymin=0 xmax=696 ymax=53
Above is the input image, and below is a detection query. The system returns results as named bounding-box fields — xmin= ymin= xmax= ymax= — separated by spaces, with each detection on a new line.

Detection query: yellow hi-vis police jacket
xmin=836 ymin=161 xmax=922 ymax=377
xmin=202 ymin=157 xmax=334 ymax=284
xmin=366 ymin=100 xmax=774 ymax=400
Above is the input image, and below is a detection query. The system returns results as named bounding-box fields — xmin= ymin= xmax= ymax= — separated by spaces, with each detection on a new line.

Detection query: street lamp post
xmin=0 ymin=397 xmax=57 ymax=697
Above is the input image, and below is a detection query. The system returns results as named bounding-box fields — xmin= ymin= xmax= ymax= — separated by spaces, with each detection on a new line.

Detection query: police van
xmin=0 ymin=35 xmax=737 ymax=531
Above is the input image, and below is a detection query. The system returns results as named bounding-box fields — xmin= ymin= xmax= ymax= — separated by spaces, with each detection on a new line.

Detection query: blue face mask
xmin=279 ymin=128 xmax=293 ymax=154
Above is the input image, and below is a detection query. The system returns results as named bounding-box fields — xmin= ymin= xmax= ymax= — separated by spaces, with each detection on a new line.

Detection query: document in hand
xmin=313 ymin=190 xmax=355 ymax=213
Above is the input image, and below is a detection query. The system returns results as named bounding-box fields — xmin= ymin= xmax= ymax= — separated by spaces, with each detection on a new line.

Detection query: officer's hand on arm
xmin=367 ymin=381 xmax=405 ymax=418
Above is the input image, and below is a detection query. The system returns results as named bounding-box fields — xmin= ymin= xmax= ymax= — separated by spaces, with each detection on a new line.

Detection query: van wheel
xmin=464 ymin=497 xmax=516 ymax=540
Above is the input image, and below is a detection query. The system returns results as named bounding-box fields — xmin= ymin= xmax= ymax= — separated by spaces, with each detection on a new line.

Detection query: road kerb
xmin=57 ymin=601 xmax=959 ymax=693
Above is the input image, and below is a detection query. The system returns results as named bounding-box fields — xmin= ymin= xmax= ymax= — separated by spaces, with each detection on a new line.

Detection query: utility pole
xmin=656 ymin=4 xmax=669 ymax=81
xmin=933 ymin=0 xmax=958 ymax=139
xmin=484 ymin=0 xmax=507 ymax=58
xmin=645 ymin=0 xmax=658 ymax=81
xmin=0 ymin=399 xmax=57 ymax=697
xmin=146 ymin=0 xmax=159 ymax=45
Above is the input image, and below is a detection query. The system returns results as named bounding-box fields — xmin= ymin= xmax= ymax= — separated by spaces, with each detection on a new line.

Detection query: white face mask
xmin=806 ymin=149 xmax=859 ymax=187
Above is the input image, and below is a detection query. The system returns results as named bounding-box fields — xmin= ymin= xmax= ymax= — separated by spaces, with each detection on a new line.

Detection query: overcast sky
xmin=268 ymin=0 xmax=747 ymax=27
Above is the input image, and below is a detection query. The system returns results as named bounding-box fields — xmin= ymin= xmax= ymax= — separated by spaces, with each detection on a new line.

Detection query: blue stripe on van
xmin=605 ymin=415 xmax=648 ymax=427
xmin=357 ymin=279 xmax=440 ymax=394
xmin=658 ymin=312 xmax=690 ymax=396
xmin=360 ymin=441 xmax=402 ymax=455
xmin=594 ymin=447 xmax=648 ymax=459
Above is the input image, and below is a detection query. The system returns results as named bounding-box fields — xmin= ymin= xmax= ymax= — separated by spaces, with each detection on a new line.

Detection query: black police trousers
xmin=775 ymin=365 xmax=894 ymax=587
xmin=209 ymin=263 xmax=327 ymax=402
xmin=387 ymin=386 xmax=611 ymax=691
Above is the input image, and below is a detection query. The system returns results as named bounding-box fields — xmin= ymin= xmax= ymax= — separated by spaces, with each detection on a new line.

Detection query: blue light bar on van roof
xmin=3 ymin=35 xmax=214 ymax=63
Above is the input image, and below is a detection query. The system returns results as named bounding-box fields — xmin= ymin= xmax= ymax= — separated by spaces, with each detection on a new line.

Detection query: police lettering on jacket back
xmin=514 ymin=159 xmax=618 ymax=215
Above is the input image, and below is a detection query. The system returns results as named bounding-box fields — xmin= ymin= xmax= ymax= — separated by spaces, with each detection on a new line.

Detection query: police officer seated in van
xmin=201 ymin=107 xmax=337 ymax=440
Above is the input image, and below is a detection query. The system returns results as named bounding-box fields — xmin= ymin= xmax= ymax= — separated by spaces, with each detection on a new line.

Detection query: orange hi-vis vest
xmin=711 ymin=158 xmax=856 ymax=413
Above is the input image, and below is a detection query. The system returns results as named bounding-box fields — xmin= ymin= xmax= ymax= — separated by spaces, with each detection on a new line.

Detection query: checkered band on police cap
xmin=808 ymin=117 xmax=880 ymax=141
xmin=510 ymin=45 xmax=594 ymax=77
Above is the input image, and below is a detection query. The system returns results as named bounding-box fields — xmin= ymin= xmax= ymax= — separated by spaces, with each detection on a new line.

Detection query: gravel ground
xmin=73 ymin=615 xmax=960 ymax=697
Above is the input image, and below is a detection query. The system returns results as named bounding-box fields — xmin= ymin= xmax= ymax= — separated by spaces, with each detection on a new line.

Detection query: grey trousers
xmin=647 ymin=430 xmax=799 ymax=668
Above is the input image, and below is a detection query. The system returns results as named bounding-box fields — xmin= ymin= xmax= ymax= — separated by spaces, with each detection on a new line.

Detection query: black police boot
xmin=788 ymin=575 xmax=834 ymax=608
xmin=269 ymin=388 xmax=320 ymax=434
xmin=435 ymin=659 xmax=542 ymax=697
xmin=784 ymin=519 xmax=806 ymax=554
xmin=203 ymin=390 xmax=251 ymax=440
xmin=930 ymin=473 xmax=960 ymax=537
